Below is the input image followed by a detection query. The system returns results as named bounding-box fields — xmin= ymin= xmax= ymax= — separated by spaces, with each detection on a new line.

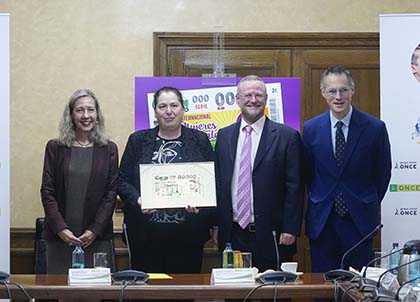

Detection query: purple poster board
xmin=135 ymin=77 xmax=300 ymax=137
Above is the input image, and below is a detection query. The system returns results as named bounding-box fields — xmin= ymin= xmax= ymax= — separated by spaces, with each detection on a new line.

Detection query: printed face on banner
xmin=410 ymin=45 xmax=420 ymax=144
xmin=411 ymin=45 xmax=420 ymax=83
xmin=236 ymin=80 xmax=268 ymax=124
xmin=321 ymin=74 xmax=354 ymax=120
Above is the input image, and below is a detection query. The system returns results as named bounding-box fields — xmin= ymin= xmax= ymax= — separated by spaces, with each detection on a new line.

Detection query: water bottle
xmin=222 ymin=242 xmax=234 ymax=268
xmin=408 ymin=246 xmax=420 ymax=280
xmin=72 ymin=243 xmax=85 ymax=269
xmin=389 ymin=242 xmax=400 ymax=274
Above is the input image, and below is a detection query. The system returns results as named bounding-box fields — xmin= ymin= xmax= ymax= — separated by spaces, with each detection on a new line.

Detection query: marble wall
xmin=1 ymin=0 xmax=419 ymax=227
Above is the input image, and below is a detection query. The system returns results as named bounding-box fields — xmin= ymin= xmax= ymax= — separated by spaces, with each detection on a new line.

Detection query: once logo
xmin=394 ymin=208 xmax=418 ymax=216
xmin=394 ymin=161 xmax=417 ymax=170
xmin=389 ymin=184 xmax=420 ymax=192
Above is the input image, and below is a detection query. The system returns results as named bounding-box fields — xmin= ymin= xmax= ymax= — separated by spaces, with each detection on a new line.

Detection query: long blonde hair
xmin=57 ymin=89 xmax=109 ymax=147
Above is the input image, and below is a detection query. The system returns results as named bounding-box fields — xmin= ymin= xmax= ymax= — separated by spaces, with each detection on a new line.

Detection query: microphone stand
xmin=369 ymin=257 xmax=420 ymax=302
xmin=395 ymin=275 xmax=420 ymax=301
xmin=370 ymin=287 xmax=396 ymax=302
xmin=363 ymin=244 xmax=408 ymax=278
xmin=258 ymin=231 xmax=298 ymax=284
xmin=324 ymin=224 xmax=383 ymax=282
xmin=356 ymin=244 xmax=410 ymax=292
xmin=376 ymin=257 xmax=420 ymax=287
xmin=111 ymin=223 xmax=149 ymax=284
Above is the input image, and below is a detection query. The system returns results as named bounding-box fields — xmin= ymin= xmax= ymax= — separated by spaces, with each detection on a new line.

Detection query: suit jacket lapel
xmin=227 ymin=122 xmax=241 ymax=166
xmin=253 ymin=119 xmax=276 ymax=171
xmin=341 ymin=108 xmax=365 ymax=172
xmin=319 ymin=113 xmax=339 ymax=176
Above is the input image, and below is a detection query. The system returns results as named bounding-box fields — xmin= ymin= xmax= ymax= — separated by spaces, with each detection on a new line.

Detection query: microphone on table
xmin=258 ymin=230 xmax=298 ymax=284
xmin=376 ymin=256 xmax=420 ymax=288
xmin=368 ymin=257 xmax=420 ymax=302
xmin=363 ymin=244 xmax=409 ymax=278
xmin=0 ymin=271 xmax=35 ymax=301
xmin=324 ymin=224 xmax=383 ymax=282
xmin=274 ymin=230 xmax=280 ymax=271
xmin=0 ymin=271 xmax=9 ymax=283
xmin=369 ymin=287 xmax=396 ymax=302
xmin=111 ymin=223 xmax=149 ymax=284
xmin=355 ymin=242 xmax=414 ymax=292
xmin=394 ymin=275 xmax=420 ymax=301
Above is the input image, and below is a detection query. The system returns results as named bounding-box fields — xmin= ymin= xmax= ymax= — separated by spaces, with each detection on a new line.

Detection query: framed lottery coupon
xmin=139 ymin=161 xmax=216 ymax=209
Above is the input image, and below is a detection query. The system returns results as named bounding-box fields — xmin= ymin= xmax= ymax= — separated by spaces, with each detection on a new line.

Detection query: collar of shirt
xmin=330 ymin=106 xmax=352 ymax=128
xmin=240 ymin=114 xmax=266 ymax=134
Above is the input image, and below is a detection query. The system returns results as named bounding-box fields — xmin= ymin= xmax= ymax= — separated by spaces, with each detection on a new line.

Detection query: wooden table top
xmin=1 ymin=273 xmax=335 ymax=300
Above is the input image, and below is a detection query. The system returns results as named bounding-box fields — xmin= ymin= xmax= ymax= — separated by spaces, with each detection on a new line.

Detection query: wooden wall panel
xmin=293 ymin=49 xmax=380 ymax=123
xmin=169 ymin=49 xmax=292 ymax=77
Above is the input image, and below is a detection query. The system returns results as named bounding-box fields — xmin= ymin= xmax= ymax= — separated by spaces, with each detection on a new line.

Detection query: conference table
xmin=1 ymin=273 xmax=335 ymax=301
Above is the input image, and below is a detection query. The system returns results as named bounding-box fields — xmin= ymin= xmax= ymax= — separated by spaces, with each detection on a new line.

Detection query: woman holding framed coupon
xmin=118 ymin=86 xmax=215 ymax=273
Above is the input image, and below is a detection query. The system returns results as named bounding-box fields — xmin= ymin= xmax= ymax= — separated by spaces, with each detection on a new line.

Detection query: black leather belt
xmin=235 ymin=222 xmax=256 ymax=232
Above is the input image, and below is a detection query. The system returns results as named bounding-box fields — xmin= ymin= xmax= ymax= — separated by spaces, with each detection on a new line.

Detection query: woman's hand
xmin=137 ymin=196 xmax=158 ymax=214
xmin=185 ymin=205 xmax=199 ymax=214
xmin=78 ymin=230 xmax=97 ymax=248
xmin=58 ymin=229 xmax=82 ymax=246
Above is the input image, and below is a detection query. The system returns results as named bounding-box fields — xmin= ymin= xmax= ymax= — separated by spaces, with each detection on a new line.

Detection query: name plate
xmin=361 ymin=267 xmax=386 ymax=281
xmin=68 ymin=268 xmax=111 ymax=286
xmin=211 ymin=268 xmax=255 ymax=285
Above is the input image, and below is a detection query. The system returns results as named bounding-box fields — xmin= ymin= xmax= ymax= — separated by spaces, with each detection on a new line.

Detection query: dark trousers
xmin=310 ymin=210 xmax=374 ymax=272
xmin=230 ymin=223 xmax=294 ymax=272
xmin=132 ymin=242 xmax=203 ymax=274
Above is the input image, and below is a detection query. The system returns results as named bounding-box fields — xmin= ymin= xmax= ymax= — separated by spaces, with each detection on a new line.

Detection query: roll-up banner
xmin=0 ymin=13 xmax=10 ymax=274
xmin=380 ymin=14 xmax=420 ymax=250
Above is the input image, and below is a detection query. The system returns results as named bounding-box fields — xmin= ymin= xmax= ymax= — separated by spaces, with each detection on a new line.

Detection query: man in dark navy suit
xmin=303 ymin=66 xmax=391 ymax=272
xmin=215 ymin=75 xmax=304 ymax=271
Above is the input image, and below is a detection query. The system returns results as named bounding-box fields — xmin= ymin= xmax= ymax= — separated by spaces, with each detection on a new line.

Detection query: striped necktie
xmin=237 ymin=125 xmax=252 ymax=228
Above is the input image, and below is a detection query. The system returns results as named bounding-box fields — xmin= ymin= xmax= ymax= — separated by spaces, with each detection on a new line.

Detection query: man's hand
xmin=279 ymin=233 xmax=296 ymax=246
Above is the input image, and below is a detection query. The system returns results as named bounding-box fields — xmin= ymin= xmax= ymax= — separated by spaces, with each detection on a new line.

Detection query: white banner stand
xmin=0 ymin=13 xmax=10 ymax=276
xmin=380 ymin=14 xmax=420 ymax=250
xmin=0 ymin=12 xmax=10 ymax=302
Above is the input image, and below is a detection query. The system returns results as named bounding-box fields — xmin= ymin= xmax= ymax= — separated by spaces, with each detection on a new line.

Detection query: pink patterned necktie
xmin=237 ymin=125 xmax=252 ymax=229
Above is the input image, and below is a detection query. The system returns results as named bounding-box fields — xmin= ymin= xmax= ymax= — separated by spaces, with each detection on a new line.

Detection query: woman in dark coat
xmin=41 ymin=89 xmax=118 ymax=273
xmin=119 ymin=86 xmax=215 ymax=273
